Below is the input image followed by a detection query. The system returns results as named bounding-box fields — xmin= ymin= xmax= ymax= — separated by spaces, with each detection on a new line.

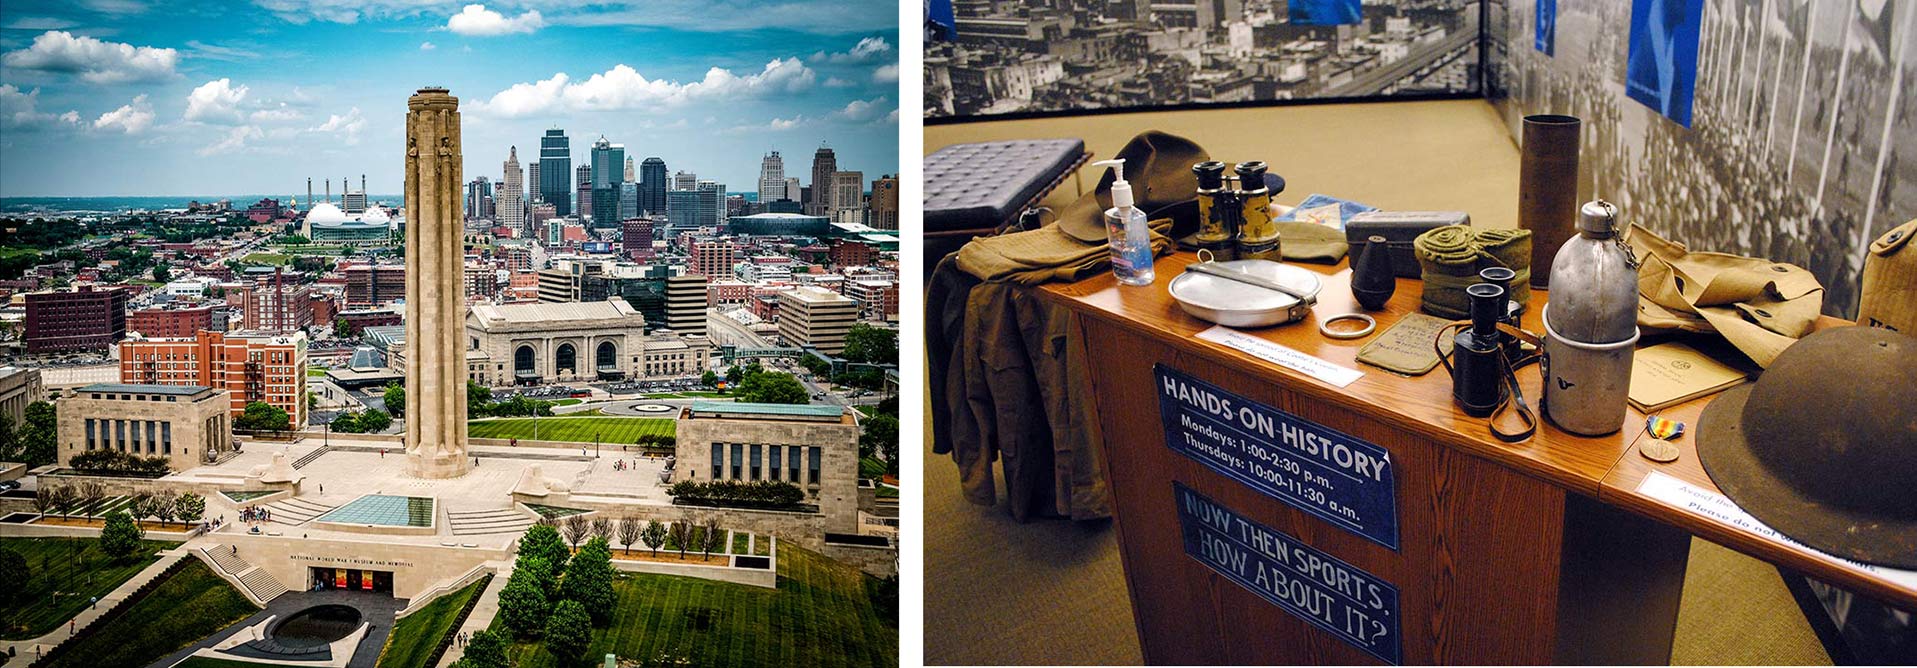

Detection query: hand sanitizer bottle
xmin=1092 ymin=159 xmax=1154 ymax=286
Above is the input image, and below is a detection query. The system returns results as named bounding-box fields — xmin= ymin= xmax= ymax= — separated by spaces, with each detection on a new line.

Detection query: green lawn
xmin=467 ymin=417 xmax=674 ymax=444
xmin=307 ymin=368 xmax=328 ymax=377
xmin=44 ymin=560 xmax=258 ymax=668
xmin=240 ymin=252 xmax=289 ymax=265
xmin=552 ymin=398 xmax=583 ymax=406
xmin=377 ymin=575 xmax=491 ymax=668
xmin=0 ymin=536 xmax=170 ymax=639
xmin=498 ymin=546 xmax=896 ymax=667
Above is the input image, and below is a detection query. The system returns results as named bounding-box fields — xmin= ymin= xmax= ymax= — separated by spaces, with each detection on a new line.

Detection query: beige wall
xmin=57 ymin=388 xmax=232 ymax=471
xmin=675 ymin=414 xmax=860 ymax=535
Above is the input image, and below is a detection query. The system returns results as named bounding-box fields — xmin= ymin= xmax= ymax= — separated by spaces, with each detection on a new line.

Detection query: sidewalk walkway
xmin=433 ymin=561 xmax=512 ymax=668
xmin=1 ymin=546 xmax=191 ymax=667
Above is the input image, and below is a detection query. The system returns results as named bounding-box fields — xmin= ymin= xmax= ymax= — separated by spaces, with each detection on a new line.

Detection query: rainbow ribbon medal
xmin=1645 ymin=415 xmax=1685 ymax=440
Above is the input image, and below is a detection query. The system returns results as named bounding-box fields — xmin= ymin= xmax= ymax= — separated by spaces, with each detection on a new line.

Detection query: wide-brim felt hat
xmin=1696 ymin=325 xmax=1917 ymax=569
xmin=1057 ymin=131 xmax=1216 ymax=243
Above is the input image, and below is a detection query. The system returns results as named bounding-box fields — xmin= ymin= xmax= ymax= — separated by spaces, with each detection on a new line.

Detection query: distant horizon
xmin=0 ymin=0 xmax=900 ymax=197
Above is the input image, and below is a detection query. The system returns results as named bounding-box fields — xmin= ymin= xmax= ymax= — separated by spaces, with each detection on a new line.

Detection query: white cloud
xmin=0 ymin=84 xmax=81 ymax=130
xmin=419 ymin=41 xmax=436 ymax=50
xmin=550 ymin=0 xmax=897 ymax=34
xmin=811 ymin=36 xmax=893 ymax=64
xmin=472 ymin=58 xmax=816 ymax=117
xmin=185 ymin=40 xmax=260 ymax=62
xmin=92 ymin=94 xmax=154 ymax=134
xmin=832 ymin=96 xmax=891 ymax=122
xmin=200 ymin=125 xmax=263 ymax=156
xmin=308 ymin=107 xmax=365 ymax=144
xmin=447 ymin=4 xmax=545 ymax=36
xmin=0 ymin=30 xmax=179 ymax=84
xmin=873 ymin=63 xmax=899 ymax=83
xmin=823 ymin=77 xmax=854 ymax=88
xmin=184 ymin=78 xmax=250 ymax=124
xmin=4 ymin=17 xmax=79 ymax=31
xmin=726 ymin=115 xmax=809 ymax=134
xmin=249 ymin=104 xmax=303 ymax=122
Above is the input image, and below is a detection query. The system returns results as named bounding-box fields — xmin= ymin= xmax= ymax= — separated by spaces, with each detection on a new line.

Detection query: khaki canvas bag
xmin=1627 ymin=224 xmax=1824 ymax=368
xmin=1859 ymin=219 xmax=1917 ymax=335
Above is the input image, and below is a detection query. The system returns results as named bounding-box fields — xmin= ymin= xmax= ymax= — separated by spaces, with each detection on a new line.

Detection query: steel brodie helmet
xmin=1697 ymin=326 xmax=1917 ymax=568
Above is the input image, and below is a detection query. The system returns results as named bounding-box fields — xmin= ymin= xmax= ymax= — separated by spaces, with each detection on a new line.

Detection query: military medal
xmin=1645 ymin=415 xmax=1684 ymax=440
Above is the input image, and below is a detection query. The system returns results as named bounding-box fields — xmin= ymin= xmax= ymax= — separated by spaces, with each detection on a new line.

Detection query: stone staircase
xmin=291 ymin=445 xmax=332 ymax=469
xmin=199 ymin=545 xmax=290 ymax=604
xmin=258 ymin=497 xmax=337 ymax=526
xmin=446 ymin=508 xmax=535 ymax=536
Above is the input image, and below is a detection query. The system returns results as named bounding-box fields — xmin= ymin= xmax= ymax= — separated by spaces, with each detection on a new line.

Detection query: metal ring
xmin=1319 ymin=313 xmax=1376 ymax=339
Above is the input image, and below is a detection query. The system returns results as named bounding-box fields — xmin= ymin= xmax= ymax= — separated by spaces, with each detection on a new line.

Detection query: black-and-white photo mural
xmin=1486 ymin=0 xmax=1916 ymax=318
xmin=924 ymin=0 xmax=1484 ymax=120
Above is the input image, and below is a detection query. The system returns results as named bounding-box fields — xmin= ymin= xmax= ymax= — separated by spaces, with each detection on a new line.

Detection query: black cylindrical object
xmin=1478 ymin=266 xmax=1523 ymax=358
xmin=1519 ymin=114 xmax=1581 ymax=290
xmin=1453 ymin=283 xmax=1507 ymax=417
xmin=1352 ymin=235 xmax=1396 ymax=310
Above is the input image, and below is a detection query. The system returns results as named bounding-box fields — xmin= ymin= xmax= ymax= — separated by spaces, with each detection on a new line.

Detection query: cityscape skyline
xmin=0 ymin=0 xmax=901 ymax=197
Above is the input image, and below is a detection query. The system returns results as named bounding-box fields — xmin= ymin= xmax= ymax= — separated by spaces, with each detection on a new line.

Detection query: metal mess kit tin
xmin=1168 ymin=259 xmax=1322 ymax=327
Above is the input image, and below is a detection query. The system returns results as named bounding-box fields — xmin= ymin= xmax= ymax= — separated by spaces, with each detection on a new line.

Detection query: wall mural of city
xmin=924 ymin=0 xmax=1483 ymax=119
xmin=1485 ymin=0 xmax=1916 ymax=318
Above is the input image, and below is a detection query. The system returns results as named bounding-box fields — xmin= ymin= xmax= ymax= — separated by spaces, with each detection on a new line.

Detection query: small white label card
xmin=1196 ymin=325 xmax=1364 ymax=388
xmin=1636 ymin=471 xmax=1917 ymax=590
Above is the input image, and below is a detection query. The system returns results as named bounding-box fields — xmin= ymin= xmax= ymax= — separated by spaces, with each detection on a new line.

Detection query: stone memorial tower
xmin=402 ymin=87 xmax=472 ymax=479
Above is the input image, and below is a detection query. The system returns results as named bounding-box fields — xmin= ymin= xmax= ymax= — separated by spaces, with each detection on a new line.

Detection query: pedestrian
xmin=90 ymin=596 xmax=96 ymax=609
xmin=232 ymin=545 xmax=237 ymax=555
xmin=319 ymin=483 xmax=323 ymax=493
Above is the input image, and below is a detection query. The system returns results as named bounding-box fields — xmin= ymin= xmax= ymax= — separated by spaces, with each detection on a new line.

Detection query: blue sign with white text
xmin=1155 ymin=365 xmax=1398 ymax=550
xmin=1177 ymin=483 xmax=1402 ymax=664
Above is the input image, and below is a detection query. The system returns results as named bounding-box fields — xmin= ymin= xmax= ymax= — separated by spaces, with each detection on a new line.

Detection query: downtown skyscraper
xmin=640 ymin=157 xmax=667 ymax=215
xmin=500 ymin=146 xmax=525 ymax=233
xmin=758 ymin=151 xmax=787 ymax=203
xmin=808 ymin=145 xmax=837 ymax=216
xmin=538 ymin=128 xmax=571 ymax=217
xmin=590 ymin=135 xmax=624 ymax=226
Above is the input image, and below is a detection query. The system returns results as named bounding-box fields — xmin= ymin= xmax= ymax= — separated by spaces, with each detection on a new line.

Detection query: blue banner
xmin=1625 ymin=0 xmax=1704 ymax=127
xmin=1177 ymin=483 xmax=1402 ymax=665
xmin=1155 ymin=365 xmax=1398 ymax=550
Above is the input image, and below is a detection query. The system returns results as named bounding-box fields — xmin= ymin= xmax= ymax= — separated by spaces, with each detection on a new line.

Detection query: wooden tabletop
xmin=1036 ymin=251 xmax=1917 ymax=610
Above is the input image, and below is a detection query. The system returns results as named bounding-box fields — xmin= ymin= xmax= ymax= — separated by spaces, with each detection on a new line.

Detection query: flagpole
xmin=1763 ymin=3 xmax=1792 ymax=158
xmin=1857 ymin=0 xmax=1912 ymax=272
xmin=1813 ymin=0 xmax=1860 ymax=216
xmin=1746 ymin=0 xmax=1773 ymax=132
xmin=1787 ymin=0 xmax=1821 ymax=180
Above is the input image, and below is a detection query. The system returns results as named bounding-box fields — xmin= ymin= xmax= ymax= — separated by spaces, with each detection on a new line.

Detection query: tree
xmin=383 ymin=384 xmax=405 ymax=418
xmin=737 ymin=371 xmax=808 ymax=405
xmin=0 ymin=413 xmax=18 ymax=462
xmin=467 ymin=381 xmax=493 ymax=410
xmin=451 ymin=629 xmax=508 ymax=668
xmin=174 ymin=492 xmax=205 ymax=527
xmin=588 ymin=515 xmax=612 ymax=544
xmin=77 ymin=482 xmax=106 ymax=519
xmin=641 ymin=520 xmax=667 ymax=557
xmin=0 ymin=548 xmax=27 ymax=607
xmin=842 ymin=323 xmax=898 ymax=364
xmin=45 ymin=486 xmax=75 ymax=520
xmin=562 ymin=513 xmax=590 ymax=551
xmin=497 ymin=558 xmax=552 ymax=639
xmin=701 ymin=370 xmax=719 ymax=388
xmin=617 ymin=516 xmax=641 ymax=555
xmin=234 ymin=401 xmax=291 ymax=432
xmin=127 ymin=493 xmax=156 ymax=524
xmin=331 ymin=412 xmax=361 ymax=434
xmin=542 ymin=600 xmax=592 ymax=666
xmin=152 ymin=494 xmax=177 ymax=527
xmin=725 ymin=365 xmax=744 ymax=386
xmin=518 ymin=523 xmax=570 ymax=573
xmin=31 ymin=486 xmax=55 ymax=519
xmin=334 ymin=317 xmax=352 ymax=338
xmin=559 ymin=538 xmax=617 ymax=625
xmin=356 ymin=409 xmax=392 ymax=433
xmin=668 ymin=521 xmax=690 ymax=559
xmin=700 ymin=519 xmax=724 ymax=558
xmin=100 ymin=511 xmax=144 ymax=560
xmin=860 ymin=414 xmax=898 ymax=463
xmin=17 ymin=401 xmax=58 ymax=466
xmin=151 ymin=264 xmax=170 ymax=283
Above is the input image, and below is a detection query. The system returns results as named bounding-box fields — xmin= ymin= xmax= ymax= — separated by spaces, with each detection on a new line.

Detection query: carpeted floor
xmin=923 ymin=99 xmax=1831 ymax=666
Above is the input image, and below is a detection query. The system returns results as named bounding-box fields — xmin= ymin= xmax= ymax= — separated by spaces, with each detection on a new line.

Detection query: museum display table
xmin=1034 ymin=251 xmax=1913 ymax=665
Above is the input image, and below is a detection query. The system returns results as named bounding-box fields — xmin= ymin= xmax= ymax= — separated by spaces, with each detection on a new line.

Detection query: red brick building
xmin=828 ymin=239 xmax=876 ymax=268
xmin=24 ymin=286 xmax=128 ymax=354
xmin=128 ymin=304 xmax=217 ymax=338
xmin=119 ymin=330 xmax=308 ymax=428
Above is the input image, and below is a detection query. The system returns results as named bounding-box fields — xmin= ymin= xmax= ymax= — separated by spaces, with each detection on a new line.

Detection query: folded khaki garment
xmin=1627 ymin=223 xmax=1823 ymax=368
xmin=957 ymin=217 xmax=1173 ymax=286
xmin=1860 ymin=219 xmax=1917 ymax=335
xmin=1413 ymin=225 xmax=1532 ymax=319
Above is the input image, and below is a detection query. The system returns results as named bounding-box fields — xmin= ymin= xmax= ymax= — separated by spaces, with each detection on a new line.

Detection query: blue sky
xmin=0 ymin=0 xmax=900 ymax=198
